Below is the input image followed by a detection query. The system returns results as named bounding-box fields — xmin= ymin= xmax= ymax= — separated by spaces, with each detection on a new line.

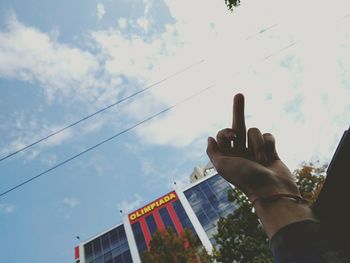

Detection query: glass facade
xmin=184 ymin=174 xmax=236 ymax=245
xmin=84 ymin=224 xmax=133 ymax=263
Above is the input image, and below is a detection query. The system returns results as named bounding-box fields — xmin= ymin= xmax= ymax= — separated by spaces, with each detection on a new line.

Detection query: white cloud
xmin=117 ymin=194 xmax=144 ymax=214
xmin=0 ymin=14 xmax=99 ymax=103
xmin=122 ymin=0 xmax=350 ymax=170
xmin=137 ymin=17 xmax=149 ymax=32
xmin=63 ymin=197 xmax=80 ymax=208
xmin=142 ymin=0 xmax=153 ymax=15
xmin=91 ymin=29 xmax=164 ymax=80
xmin=0 ymin=203 xmax=16 ymax=214
xmin=118 ymin=18 xmax=127 ymax=30
xmin=0 ymin=115 xmax=74 ymax=160
xmin=40 ymin=154 xmax=57 ymax=166
xmin=2 ymin=0 xmax=350 ymax=171
xmin=0 ymin=15 xmax=124 ymax=158
xmin=141 ymin=159 xmax=157 ymax=176
xmin=97 ymin=3 xmax=106 ymax=20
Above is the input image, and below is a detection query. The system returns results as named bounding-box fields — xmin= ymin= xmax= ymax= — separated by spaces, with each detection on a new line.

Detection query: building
xmin=189 ymin=166 xmax=204 ymax=183
xmin=75 ymin=164 xmax=236 ymax=263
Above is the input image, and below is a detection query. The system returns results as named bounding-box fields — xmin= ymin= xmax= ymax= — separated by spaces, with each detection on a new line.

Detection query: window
xmin=172 ymin=200 xmax=196 ymax=235
xmin=113 ymin=253 xmax=123 ymax=263
xmin=119 ymin=241 xmax=129 ymax=254
xmin=93 ymin=238 xmax=102 ymax=258
xmin=84 ymin=242 xmax=93 ymax=262
xmin=95 ymin=256 xmax=103 ymax=263
xmin=159 ymin=207 xmax=177 ymax=234
xmin=101 ymin=233 xmax=111 ymax=253
xmin=145 ymin=214 xmax=158 ymax=237
xmin=103 ymin=251 xmax=113 ymax=263
xmin=117 ymin=226 xmax=126 ymax=239
xmin=131 ymin=221 xmax=147 ymax=255
xmin=84 ymin=225 xmax=132 ymax=263
xmin=184 ymin=174 xmax=236 ymax=244
xmin=122 ymin=250 xmax=133 ymax=263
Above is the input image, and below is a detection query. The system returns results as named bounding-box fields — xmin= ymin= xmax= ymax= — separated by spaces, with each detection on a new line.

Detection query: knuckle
xmin=216 ymin=128 xmax=230 ymax=138
xmin=263 ymin=132 xmax=273 ymax=137
xmin=248 ymin=127 xmax=260 ymax=135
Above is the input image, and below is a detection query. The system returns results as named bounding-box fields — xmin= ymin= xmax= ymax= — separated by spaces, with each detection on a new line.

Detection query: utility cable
xmin=0 ymin=84 xmax=215 ymax=198
xmin=0 ymin=59 xmax=205 ymax=163
xmin=0 ymin=22 xmax=282 ymax=163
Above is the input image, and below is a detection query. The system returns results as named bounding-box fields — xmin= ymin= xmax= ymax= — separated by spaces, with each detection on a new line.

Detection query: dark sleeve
xmin=270 ymin=220 xmax=348 ymax=263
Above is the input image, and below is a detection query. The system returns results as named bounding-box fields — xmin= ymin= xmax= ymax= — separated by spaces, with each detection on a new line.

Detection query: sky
xmin=0 ymin=0 xmax=350 ymax=262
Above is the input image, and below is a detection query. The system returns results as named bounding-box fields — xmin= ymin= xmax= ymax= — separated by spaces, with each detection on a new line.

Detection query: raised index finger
xmin=232 ymin=93 xmax=246 ymax=149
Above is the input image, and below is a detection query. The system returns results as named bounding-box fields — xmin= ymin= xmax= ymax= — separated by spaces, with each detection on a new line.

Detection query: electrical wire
xmin=0 ymin=25 xmax=313 ymax=198
xmin=3 ymin=10 xmax=348 ymax=163
xmin=0 ymin=59 xmax=205 ymax=163
xmin=0 ymin=22 xmax=282 ymax=163
xmin=0 ymin=84 xmax=215 ymax=198
xmin=3 ymin=12 xmax=349 ymax=196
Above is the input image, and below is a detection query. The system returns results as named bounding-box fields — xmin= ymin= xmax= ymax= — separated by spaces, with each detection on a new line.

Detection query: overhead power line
xmin=0 ymin=59 xmax=205 ymax=163
xmin=0 ymin=22 xmax=284 ymax=164
xmin=0 ymin=84 xmax=215 ymax=198
xmin=3 ymin=12 xmax=349 ymax=197
xmin=3 ymin=10 xmax=349 ymax=163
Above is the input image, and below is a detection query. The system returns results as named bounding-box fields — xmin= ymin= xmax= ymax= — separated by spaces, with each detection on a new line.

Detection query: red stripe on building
xmin=153 ymin=209 xmax=165 ymax=231
xmin=139 ymin=217 xmax=152 ymax=250
xmin=167 ymin=203 xmax=184 ymax=235
xmin=74 ymin=246 xmax=80 ymax=260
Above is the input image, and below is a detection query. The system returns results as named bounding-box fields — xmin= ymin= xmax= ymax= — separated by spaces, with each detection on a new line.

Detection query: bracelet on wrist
xmin=251 ymin=193 xmax=308 ymax=207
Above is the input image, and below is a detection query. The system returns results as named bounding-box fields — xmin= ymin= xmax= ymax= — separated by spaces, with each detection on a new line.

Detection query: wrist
xmin=253 ymin=198 xmax=317 ymax=239
xmin=245 ymin=168 xmax=301 ymax=204
xmin=251 ymin=193 xmax=308 ymax=206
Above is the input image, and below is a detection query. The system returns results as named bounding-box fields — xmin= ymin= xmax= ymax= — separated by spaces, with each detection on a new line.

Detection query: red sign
xmin=74 ymin=246 xmax=80 ymax=260
xmin=128 ymin=191 xmax=177 ymax=221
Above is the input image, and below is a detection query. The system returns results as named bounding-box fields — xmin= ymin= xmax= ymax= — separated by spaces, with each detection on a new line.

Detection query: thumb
xmin=206 ymin=137 xmax=222 ymax=164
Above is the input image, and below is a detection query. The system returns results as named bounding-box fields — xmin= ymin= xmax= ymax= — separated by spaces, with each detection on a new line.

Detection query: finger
xmin=216 ymin=128 xmax=236 ymax=150
xmin=206 ymin=137 xmax=223 ymax=166
xmin=247 ymin=128 xmax=265 ymax=163
xmin=232 ymin=93 xmax=246 ymax=149
xmin=262 ymin=133 xmax=280 ymax=161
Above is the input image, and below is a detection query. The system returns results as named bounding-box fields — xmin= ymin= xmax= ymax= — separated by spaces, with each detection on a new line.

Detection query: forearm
xmin=253 ymin=198 xmax=317 ymax=239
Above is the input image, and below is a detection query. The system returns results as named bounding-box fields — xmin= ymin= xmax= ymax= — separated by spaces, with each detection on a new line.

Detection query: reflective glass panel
xmin=158 ymin=207 xmax=177 ymax=234
xmin=131 ymin=221 xmax=147 ymax=256
xmin=145 ymin=214 xmax=158 ymax=237
xmin=83 ymin=224 xmax=132 ymax=263
xmin=184 ymin=174 xmax=236 ymax=244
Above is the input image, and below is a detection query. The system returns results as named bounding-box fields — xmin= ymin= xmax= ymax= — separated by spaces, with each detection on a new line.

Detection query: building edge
xmin=123 ymin=214 xmax=141 ymax=263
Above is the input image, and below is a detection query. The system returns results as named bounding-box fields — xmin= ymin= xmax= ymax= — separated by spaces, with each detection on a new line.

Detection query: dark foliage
xmin=225 ymin=0 xmax=241 ymax=11
xmin=213 ymin=162 xmax=326 ymax=263
xmin=142 ymin=228 xmax=213 ymax=263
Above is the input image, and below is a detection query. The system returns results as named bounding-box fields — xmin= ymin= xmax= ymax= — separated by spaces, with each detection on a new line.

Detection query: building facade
xmin=75 ymin=167 xmax=235 ymax=263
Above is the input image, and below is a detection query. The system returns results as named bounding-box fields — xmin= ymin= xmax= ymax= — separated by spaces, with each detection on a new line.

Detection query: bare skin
xmin=206 ymin=93 xmax=316 ymax=238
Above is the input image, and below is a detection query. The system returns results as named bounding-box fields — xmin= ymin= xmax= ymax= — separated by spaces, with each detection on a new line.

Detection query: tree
xmin=295 ymin=161 xmax=326 ymax=205
xmin=142 ymin=228 xmax=213 ymax=263
xmin=213 ymin=188 xmax=273 ymax=263
xmin=224 ymin=0 xmax=241 ymax=12
xmin=213 ymin=162 xmax=326 ymax=263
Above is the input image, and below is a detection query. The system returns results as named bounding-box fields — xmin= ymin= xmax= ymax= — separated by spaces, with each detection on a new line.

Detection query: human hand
xmin=206 ymin=94 xmax=300 ymax=203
